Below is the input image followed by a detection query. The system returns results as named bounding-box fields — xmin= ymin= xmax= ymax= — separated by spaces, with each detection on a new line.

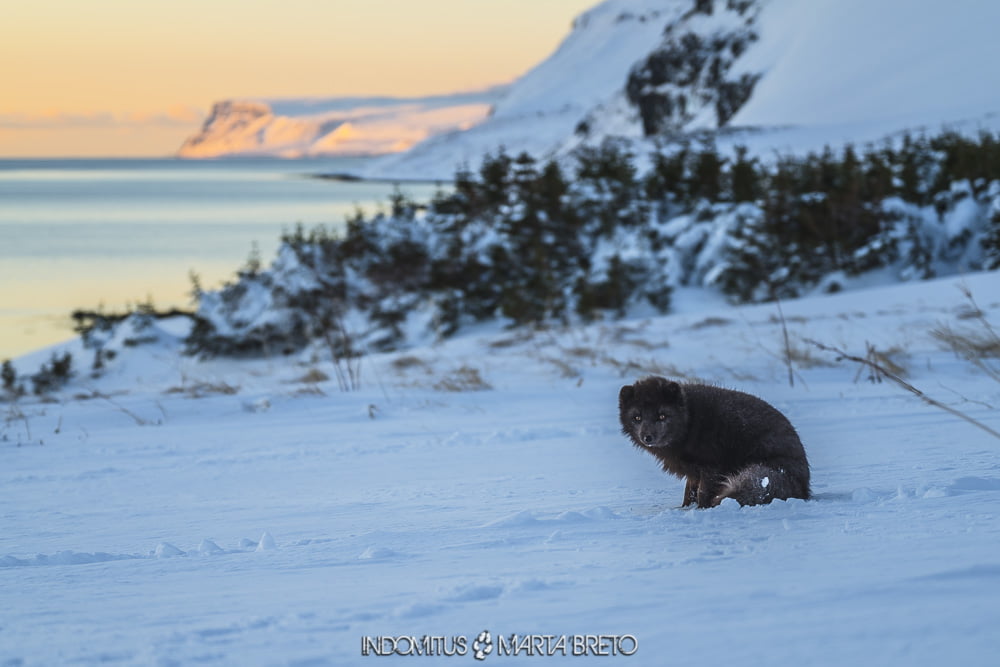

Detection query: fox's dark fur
xmin=619 ymin=376 xmax=810 ymax=508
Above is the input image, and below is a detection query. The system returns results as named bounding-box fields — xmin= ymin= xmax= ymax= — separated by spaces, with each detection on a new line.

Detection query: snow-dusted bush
xmin=184 ymin=142 xmax=674 ymax=358
xmin=173 ymin=130 xmax=1000 ymax=358
xmin=1 ymin=360 xmax=24 ymax=399
xmin=30 ymin=353 xmax=73 ymax=396
xmin=980 ymin=182 xmax=1000 ymax=270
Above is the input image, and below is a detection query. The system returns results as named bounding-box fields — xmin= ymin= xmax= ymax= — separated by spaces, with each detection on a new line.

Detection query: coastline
xmin=0 ymin=158 xmax=442 ymax=361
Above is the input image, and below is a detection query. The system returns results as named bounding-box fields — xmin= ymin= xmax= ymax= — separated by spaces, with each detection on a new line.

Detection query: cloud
xmin=0 ymin=106 xmax=205 ymax=129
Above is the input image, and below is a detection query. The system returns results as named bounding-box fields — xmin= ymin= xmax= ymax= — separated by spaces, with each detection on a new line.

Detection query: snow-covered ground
xmin=3 ymin=271 xmax=1000 ymax=664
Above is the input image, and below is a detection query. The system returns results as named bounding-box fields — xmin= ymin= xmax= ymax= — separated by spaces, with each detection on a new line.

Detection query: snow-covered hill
xmin=3 ymin=272 xmax=1000 ymax=663
xmin=177 ymin=88 xmax=503 ymax=158
xmin=364 ymin=0 xmax=1000 ymax=179
xmin=361 ymin=0 xmax=687 ymax=178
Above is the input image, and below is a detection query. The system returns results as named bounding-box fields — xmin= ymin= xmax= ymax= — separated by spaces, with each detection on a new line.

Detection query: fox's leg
xmin=697 ymin=475 xmax=726 ymax=508
xmin=682 ymin=475 xmax=700 ymax=507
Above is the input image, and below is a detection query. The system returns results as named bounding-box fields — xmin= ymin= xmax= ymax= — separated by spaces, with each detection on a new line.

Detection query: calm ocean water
xmin=0 ymin=158 xmax=443 ymax=359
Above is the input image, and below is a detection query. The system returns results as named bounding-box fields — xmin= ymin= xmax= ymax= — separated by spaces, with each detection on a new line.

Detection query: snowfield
xmin=3 ymin=271 xmax=1000 ymax=665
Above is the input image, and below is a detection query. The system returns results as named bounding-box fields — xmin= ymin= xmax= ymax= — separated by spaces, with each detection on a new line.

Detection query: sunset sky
xmin=0 ymin=0 xmax=596 ymax=157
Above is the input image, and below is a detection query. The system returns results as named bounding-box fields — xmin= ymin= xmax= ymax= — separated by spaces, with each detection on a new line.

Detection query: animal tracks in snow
xmin=1 ymin=532 xmax=279 ymax=568
xmin=7 ymin=481 xmax=989 ymax=571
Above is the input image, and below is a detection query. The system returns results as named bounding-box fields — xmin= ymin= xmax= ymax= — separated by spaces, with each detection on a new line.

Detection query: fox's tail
xmin=713 ymin=462 xmax=810 ymax=506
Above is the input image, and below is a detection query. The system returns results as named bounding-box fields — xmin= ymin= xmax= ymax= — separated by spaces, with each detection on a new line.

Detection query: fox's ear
xmin=660 ymin=380 xmax=682 ymax=403
xmin=619 ymin=385 xmax=635 ymax=405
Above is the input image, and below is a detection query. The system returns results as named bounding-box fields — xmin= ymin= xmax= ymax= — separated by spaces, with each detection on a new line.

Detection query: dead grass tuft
xmin=931 ymin=324 xmax=1000 ymax=382
xmin=295 ymin=368 xmax=330 ymax=384
xmin=864 ymin=345 xmax=910 ymax=379
xmin=931 ymin=324 xmax=1000 ymax=359
xmin=686 ymin=316 xmax=733 ymax=330
xmin=487 ymin=330 xmax=536 ymax=349
xmin=164 ymin=381 xmax=239 ymax=398
xmin=767 ymin=313 xmax=809 ymax=325
xmin=391 ymin=355 xmax=430 ymax=372
xmin=433 ymin=366 xmax=492 ymax=392
xmin=598 ymin=323 xmax=669 ymax=350
xmin=538 ymin=355 xmax=581 ymax=379
xmin=600 ymin=356 xmax=693 ymax=380
xmin=785 ymin=341 xmax=837 ymax=370
xmin=293 ymin=385 xmax=326 ymax=397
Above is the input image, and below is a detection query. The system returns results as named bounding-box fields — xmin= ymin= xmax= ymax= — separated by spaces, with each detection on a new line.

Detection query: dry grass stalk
xmin=928 ymin=284 xmax=1000 ymax=383
xmin=806 ymin=338 xmax=1000 ymax=442
xmin=537 ymin=355 xmax=581 ymax=379
xmin=775 ymin=299 xmax=795 ymax=388
xmin=3 ymin=403 xmax=32 ymax=443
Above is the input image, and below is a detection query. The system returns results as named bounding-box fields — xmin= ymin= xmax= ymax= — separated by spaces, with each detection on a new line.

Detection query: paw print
xmin=473 ymin=630 xmax=493 ymax=660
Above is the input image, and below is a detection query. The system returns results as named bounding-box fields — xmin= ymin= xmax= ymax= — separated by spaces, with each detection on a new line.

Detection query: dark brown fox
xmin=619 ymin=376 xmax=810 ymax=508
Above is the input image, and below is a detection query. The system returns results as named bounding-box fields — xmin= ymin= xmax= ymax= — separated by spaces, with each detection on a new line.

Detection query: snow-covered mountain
xmin=364 ymin=0 xmax=1000 ymax=179
xmin=178 ymin=0 xmax=1000 ymax=174
xmin=177 ymin=88 xmax=504 ymax=158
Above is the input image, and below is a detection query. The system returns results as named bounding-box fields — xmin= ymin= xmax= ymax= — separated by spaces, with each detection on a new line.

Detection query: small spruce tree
xmin=2 ymin=359 xmax=22 ymax=398
xmin=730 ymin=145 xmax=761 ymax=203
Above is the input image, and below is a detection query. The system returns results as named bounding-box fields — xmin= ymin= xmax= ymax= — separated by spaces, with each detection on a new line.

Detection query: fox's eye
xmin=657 ymin=414 xmax=666 ymax=421
xmin=632 ymin=415 xmax=642 ymax=422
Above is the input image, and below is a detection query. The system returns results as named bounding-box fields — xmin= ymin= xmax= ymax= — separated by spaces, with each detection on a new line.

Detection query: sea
xmin=0 ymin=158 xmax=445 ymax=360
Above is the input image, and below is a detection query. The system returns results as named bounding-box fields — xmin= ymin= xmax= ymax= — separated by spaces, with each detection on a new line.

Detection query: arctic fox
xmin=619 ymin=376 xmax=810 ymax=507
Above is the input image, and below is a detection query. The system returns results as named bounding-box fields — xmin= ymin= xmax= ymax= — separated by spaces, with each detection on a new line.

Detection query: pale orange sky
xmin=0 ymin=0 xmax=597 ymax=157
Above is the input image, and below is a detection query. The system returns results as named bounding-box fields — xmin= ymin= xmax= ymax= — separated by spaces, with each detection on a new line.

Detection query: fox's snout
xmin=633 ymin=424 xmax=663 ymax=446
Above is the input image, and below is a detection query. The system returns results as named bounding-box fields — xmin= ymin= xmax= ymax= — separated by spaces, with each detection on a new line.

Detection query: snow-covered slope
xmin=177 ymin=89 xmax=503 ymax=158
xmin=365 ymin=0 xmax=1000 ymax=179
xmin=729 ymin=0 xmax=1000 ymax=128
xmin=3 ymin=272 xmax=1000 ymax=664
xmin=363 ymin=0 xmax=687 ymax=178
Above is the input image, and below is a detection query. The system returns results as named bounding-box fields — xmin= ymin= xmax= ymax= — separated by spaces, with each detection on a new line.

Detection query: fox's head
xmin=619 ymin=376 xmax=687 ymax=449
